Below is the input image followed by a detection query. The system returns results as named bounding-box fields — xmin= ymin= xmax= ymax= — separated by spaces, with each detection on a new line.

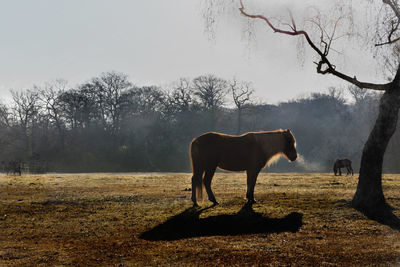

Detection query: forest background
xmin=0 ymin=71 xmax=394 ymax=173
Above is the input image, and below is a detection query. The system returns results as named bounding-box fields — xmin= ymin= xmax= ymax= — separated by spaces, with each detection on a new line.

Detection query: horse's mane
xmin=242 ymin=129 xmax=286 ymax=135
xmin=285 ymin=129 xmax=297 ymax=148
xmin=204 ymin=129 xmax=288 ymax=138
xmin=256 ymin=129 xmax=297 ymax=167
xmin=266 ymin=153 xmax=284 ymax=167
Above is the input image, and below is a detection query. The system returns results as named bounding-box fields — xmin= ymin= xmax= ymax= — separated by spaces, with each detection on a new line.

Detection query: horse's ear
xmin=285 ymin=129 xmax=290 ymax=133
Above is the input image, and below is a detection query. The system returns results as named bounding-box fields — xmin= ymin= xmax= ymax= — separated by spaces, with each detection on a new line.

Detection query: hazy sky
xmin=0 ymin=1 xmax=382 ymax=103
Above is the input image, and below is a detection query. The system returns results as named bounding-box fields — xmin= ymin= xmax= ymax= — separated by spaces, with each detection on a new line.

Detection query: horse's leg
xmin=203 ymin=167 xmax=218 ymax=206
xmin=338 ymin=167 xmax=342 ymax=176
xmin=349 ymin=164 xmax=354 ymax=175
xmin=191 ymin=166 xmax=204 ymax=207
xmin=246 ymin=169 xmax=260 ymax=204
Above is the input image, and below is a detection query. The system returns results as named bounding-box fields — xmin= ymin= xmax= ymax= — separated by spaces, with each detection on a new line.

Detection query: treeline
xmin=0 ymin=71 xmax=399 ymax=173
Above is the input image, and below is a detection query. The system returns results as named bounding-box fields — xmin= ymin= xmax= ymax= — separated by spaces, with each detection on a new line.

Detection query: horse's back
xmin=335 ymin=158 xmax=352 ymax=167
xmin=192 ymin=132 xmax=253 ymax=152
xmin=191 ymin=132 xmax=263 ymax=171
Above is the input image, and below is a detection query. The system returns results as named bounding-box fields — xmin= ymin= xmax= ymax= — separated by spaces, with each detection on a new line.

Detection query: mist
xmin=294 ymin=154 xmax=324 ymax=172
xmin=1 ymin=71 xmax=399 ymax=174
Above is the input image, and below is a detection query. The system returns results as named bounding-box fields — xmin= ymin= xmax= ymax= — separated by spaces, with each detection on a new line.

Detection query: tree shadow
xmin=355 ymin=203 xmax=400 ymax=231
xmin=140 ymin=203 xmax=303 ymax=241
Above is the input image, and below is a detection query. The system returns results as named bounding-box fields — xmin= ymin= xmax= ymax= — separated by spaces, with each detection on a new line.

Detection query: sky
xmin=0 ymin=0 xmax=384 ymax=104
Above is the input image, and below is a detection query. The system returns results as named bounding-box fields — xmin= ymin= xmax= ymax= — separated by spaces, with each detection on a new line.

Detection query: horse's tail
xmin=190 ymin=139 xmax=204 ymax=203
xmin=348 ymin=160 xmax=354 ymax=175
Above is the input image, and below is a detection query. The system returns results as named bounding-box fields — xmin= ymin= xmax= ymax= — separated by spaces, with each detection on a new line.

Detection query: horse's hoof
xmin=211 ymin=201 xmax=219 ymax=207
xmin=192 ymin=203 xmax=199 ymax=208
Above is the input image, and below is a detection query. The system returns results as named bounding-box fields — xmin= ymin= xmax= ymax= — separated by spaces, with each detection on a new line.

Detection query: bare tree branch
xmin=383 ymin=0 xmax=400 ymax=20
xmin=373 ymin=0 xmax=400 ymax=46
xmin=238 ymin=0 xmax=391 ymax=91
xmin=230 ymin=78 xmax=254 ymax=109
xmin=375 ymin=35 xmax=400 ymax=46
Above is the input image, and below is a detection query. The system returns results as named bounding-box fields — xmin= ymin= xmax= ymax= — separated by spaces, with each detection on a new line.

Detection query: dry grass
xmin=0 ymin=172 xmax=399 ymax=266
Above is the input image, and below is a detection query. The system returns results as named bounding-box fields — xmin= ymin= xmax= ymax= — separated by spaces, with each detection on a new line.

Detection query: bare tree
xmin=348 ymin=85 xmax=369 ymax=104
xmin=0 ymin=101 xmax=12 ymax=154
xmin=59 ymin=89 xmax=91 ymax=129
xmin=203 ymin=0 xmax=400 ymax=223
xmin=123 ymin=86 xmax=166 ymax=116
xmin=328 ymin=87 xmax=345 ymax=103
xmin=192 ymin=74 xmax=228 ymax=130
xmin=11 ymin=89 xmax=40 ymax=157
xmin=230 ymin=78 xmax=254 ymax=134
xmin=38 ymin=80 xmax=68 ymax=146
xmin=167 ymin=78 xmax=193 ymax=114
xmin=91 ymin=71 xmax=132 ymax=135
xmin=192 ymin=74 xmax=228 ymax=110
xmin=348 ymin=85 xmax=382 ymax=105
xmin=0 ymin=101 xmax=10 ymax=128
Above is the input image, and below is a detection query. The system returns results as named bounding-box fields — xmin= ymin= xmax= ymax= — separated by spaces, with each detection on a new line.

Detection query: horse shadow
xmin=140 ymin=203 xmax=303 ymax=241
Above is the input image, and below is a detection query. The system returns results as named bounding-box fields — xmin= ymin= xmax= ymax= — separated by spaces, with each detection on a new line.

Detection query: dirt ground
xmin=0 ymin=172 xmax=399 ymax=266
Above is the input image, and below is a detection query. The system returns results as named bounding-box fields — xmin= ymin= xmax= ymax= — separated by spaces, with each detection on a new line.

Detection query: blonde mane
xmin=254 ymin=130 xmax=288 ymax=166
xmin=266 ymin=152 xmax=283 ymax=167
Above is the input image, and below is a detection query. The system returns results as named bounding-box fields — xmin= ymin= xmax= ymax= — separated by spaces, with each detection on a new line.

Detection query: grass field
xmin=0 ymin=172 xmax=400 ymax=266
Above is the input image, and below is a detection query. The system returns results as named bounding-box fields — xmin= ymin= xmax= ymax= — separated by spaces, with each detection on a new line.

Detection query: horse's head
xmin=282 ymin=129 xmax=297 ymax=161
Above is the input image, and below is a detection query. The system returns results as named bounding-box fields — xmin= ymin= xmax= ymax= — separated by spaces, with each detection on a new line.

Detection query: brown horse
xmin=333 ymin=158 xmax=353 ymax=176
xmin=190 ymin=129 xmax=297 ymax=207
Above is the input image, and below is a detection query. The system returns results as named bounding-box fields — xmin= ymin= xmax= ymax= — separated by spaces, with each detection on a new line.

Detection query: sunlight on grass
xmin=0 ymin=173 xmax=399 ymax=265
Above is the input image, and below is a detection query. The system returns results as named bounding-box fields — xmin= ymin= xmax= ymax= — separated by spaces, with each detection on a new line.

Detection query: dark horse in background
xmin=190 ymin=129 xmax=298 ymax=207
xmin=333 ymin=158 xmax=353 ymax=176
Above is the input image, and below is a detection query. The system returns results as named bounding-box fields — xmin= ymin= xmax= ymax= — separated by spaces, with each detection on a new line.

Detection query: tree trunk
xmin=237 ymin=108 xmax=242 ymax=135
xmin=351 ymin=81 xmax=400 ymax=216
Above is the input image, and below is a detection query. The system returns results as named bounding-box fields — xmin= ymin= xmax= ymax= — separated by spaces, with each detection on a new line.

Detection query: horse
xmin=333 ymin=158 xmax=353 ymax=176
xmin=190 ymin=129 xmax=297 ymax=207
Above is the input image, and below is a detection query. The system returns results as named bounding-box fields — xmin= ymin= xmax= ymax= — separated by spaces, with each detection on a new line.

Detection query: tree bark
xmin=352 ymin=76 xmax=400 ymax=216
xmin=237 ymin=108 xmax=242 ymax=135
